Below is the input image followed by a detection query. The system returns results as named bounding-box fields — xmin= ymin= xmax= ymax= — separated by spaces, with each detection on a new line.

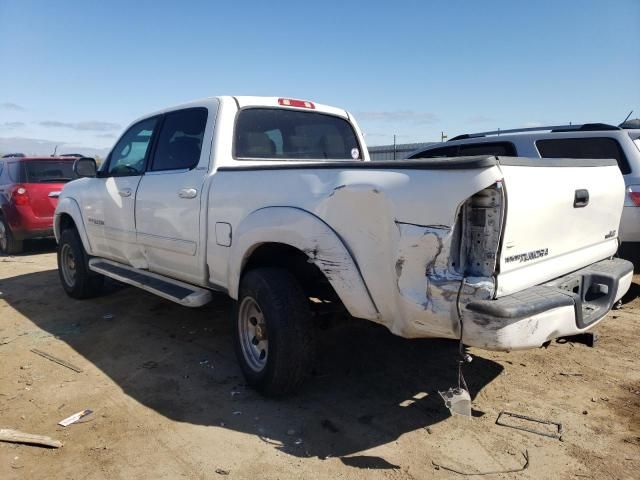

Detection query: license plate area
xmin=548 ymin=272 xmax=617 ymax=328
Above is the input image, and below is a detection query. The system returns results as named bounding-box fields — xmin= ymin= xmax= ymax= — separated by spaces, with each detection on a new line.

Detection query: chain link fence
xmin=367 ymin=142 xmax=436 ymax=160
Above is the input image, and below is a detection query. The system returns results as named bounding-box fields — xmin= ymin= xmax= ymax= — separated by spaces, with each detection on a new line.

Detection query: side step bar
xmin=88 ymin=259 xmax=212 ymax=307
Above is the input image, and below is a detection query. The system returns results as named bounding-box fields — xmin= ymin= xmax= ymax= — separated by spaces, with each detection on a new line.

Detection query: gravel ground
xmin=0 ymin=241 xmax=638 ymax=479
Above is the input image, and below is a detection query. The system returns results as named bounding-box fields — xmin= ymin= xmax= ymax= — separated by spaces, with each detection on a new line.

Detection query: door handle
xmin=118 ymin=188 xmax=132 ymax=197
xmin=573 ymin=189 xmax=589 ymax=208
xmin=178 ymin=188 xmax=198 ymax=199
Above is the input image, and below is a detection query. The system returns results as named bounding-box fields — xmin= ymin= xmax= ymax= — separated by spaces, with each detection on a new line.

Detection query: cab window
xmin=235 ymin=108 xmax=362 ymax=160
xmin=150 ymin=108 xmax=207 ymax=171
xmin=106 ymin=117 xmax=158 ymax=176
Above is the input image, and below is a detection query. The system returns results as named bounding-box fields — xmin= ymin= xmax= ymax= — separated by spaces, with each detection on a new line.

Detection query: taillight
xmin=627 ymin=186 xmax=640 ymax=206
xmin=12 ymin=186 xmax=29 ymax=206
xmin=278 ymin=98 xmax=315 ymax=109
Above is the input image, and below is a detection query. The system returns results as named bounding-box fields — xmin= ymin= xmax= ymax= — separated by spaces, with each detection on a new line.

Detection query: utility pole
xmin=393 ymin=134 xmax=396 ymax=160
xmin=441 ymin=131 xmax=447 ymax=142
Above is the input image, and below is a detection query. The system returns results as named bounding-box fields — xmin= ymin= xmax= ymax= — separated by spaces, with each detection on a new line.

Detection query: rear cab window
xmin=234 ymin=108 xmax=362 ymax=160
xmin=536 ymin=137 xmax=631 ymax=174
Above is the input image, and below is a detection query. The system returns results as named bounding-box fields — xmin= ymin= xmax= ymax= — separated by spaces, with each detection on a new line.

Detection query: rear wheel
xmin=0 ymin=217 xmax=23 ymax=255
xmin=57 ymin=228 xmax=104 ymax=299
xmin=234 ymin=268 xmax=314 ymax=396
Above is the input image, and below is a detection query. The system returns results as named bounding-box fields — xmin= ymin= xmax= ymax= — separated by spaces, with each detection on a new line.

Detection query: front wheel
xmin=57 ymin=228 xmax=104 ymax=299
xmin=233 ymin=268 xmax=314 ymax=397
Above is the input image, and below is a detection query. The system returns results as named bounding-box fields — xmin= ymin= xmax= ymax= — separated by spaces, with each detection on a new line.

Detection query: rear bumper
xmin=463 ymin=258 xmax=633 ymax=350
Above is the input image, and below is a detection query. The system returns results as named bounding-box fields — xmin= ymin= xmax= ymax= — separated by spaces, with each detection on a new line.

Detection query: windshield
xmin=234 ymin=108 xmax=362 ymax=160
xmin=20 ymin=161 xmax=77 ymax=183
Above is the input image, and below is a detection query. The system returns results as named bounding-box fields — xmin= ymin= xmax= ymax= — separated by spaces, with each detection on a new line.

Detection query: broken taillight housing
xmin=627 ymin=186 xmax=640 ymax=206
xmin=460 ymin=182 xmax=505 ymax=277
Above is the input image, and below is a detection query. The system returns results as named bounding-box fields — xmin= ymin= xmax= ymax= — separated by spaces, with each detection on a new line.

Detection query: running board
xmin=88 ymin=259 xmax=212 ymax=307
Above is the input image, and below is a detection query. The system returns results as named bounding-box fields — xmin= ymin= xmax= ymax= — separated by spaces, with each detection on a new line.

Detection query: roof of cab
xmin=131 ymin=95 xmax=350 ymax=124
xmin=233 ymin=96 xmax=349 ymax=118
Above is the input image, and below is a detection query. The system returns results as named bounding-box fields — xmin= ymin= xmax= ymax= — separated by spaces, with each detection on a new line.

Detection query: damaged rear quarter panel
xmin=208 ymin=165 xmax=503 ymax=338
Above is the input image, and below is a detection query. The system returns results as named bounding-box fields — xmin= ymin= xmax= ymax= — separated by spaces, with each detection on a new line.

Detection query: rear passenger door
xmin=135 ymin=106 xmax=215 ymax=284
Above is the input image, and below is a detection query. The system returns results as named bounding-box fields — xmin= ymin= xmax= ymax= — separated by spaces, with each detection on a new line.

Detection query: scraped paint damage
xmin=393 ymin=221 xmax=494 ymax=338
xmin=317 ymin=181 xmax=501 ymax=339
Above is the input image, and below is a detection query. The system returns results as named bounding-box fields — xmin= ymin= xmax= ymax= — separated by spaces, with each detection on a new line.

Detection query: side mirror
xmin=74 ymin=157 xmax=97 ymax=178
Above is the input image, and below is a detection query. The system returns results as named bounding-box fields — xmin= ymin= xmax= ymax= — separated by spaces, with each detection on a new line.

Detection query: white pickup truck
xmin=55 ymin=96 xmax=633 ymax=395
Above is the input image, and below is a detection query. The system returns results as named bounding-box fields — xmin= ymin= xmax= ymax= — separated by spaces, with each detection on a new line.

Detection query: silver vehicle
xmin=407 ymin=123 xmax=640 ymax=250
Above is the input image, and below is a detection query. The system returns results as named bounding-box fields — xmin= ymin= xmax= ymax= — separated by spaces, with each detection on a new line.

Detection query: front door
xmin=80 ymin=116 xmax=159 ymax=265
xmin=135 ymin=106 xmax=214 ymax=284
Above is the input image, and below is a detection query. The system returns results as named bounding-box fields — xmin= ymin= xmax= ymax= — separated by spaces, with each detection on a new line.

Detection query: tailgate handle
xmin=574 ymin=189 xmax=589 ymax=208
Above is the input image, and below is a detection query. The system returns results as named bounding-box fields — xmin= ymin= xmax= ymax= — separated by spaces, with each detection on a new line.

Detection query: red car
xmin=0 ymin=156 xmax=78 ymax=254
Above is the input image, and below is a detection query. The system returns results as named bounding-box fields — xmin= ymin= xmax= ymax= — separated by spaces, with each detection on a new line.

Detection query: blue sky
xmin=0 ymin=0 xmax=638 ymax=154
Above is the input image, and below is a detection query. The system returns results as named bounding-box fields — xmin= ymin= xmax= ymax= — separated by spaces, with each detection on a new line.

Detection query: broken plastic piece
xmin=58 ymin=409 xmax=93 ymax=427
xmin=439 ymin=387 xmax=472 ymax=417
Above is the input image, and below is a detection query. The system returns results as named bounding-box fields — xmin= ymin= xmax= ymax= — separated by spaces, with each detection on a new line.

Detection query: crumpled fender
xmin=228 ymin=206 xmax=379 ymax=321
xmin=54 ymin=197 xmax=93 ymax=254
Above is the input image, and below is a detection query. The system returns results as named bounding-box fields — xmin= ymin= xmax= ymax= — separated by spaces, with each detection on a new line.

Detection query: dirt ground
xmin=0 ymin=241 xmax=638 ymax=480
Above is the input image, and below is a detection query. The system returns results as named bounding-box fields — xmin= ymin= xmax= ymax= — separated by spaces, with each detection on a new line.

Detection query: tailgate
xmin=495 ymin=157 xmax=624 ymax=297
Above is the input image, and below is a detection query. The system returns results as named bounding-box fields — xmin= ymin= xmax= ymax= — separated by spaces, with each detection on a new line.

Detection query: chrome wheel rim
xmin=238 ymin=296 xmax=268 ymax=372
xmin=0 ymin=221 xmax=7 ymax=252
xmin=60 ymin=244 xmax=77 ymax=287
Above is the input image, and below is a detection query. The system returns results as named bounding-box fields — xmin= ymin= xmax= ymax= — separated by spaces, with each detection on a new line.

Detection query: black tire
xmin=57 ymin=227 xmax=104 ymax=299
xmin=0 ymin=216 xmax=23 ymax=255
xmin=233 ymin=268 xmax=314 ymax=397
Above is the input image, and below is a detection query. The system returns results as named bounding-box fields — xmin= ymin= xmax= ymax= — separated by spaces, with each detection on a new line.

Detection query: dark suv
xmin=0 ymin=156 xmax=78 ymax=254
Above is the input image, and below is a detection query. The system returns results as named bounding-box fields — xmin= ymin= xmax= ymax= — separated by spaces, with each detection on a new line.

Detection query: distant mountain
xmin=0 ymin=136 xmax=111 ymax=158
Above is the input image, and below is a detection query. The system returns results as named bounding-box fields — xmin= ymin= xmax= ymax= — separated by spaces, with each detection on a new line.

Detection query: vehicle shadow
xmin=1 ymin=268 xmax=503 ymax=462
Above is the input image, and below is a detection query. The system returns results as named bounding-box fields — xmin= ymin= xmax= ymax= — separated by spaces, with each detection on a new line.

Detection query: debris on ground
xmin=30 ymin=348 xmax=82 ymax=373
xmin=496 ymin=411 xmax=563 ymax=440
xmin=439 ymin=387 xmax=472 ymax=417
xmin=432 ymin=450 xmax=529 ymax=475
xmin=59 ymin=409 xmax=93 ymax=427
xmin=102 ymin=313 xmax=114 ymax=320
xmin=214 ymin=468 xmax=230 ymax=475
xmin=0 ymin=428 xmax=63 ymax=448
